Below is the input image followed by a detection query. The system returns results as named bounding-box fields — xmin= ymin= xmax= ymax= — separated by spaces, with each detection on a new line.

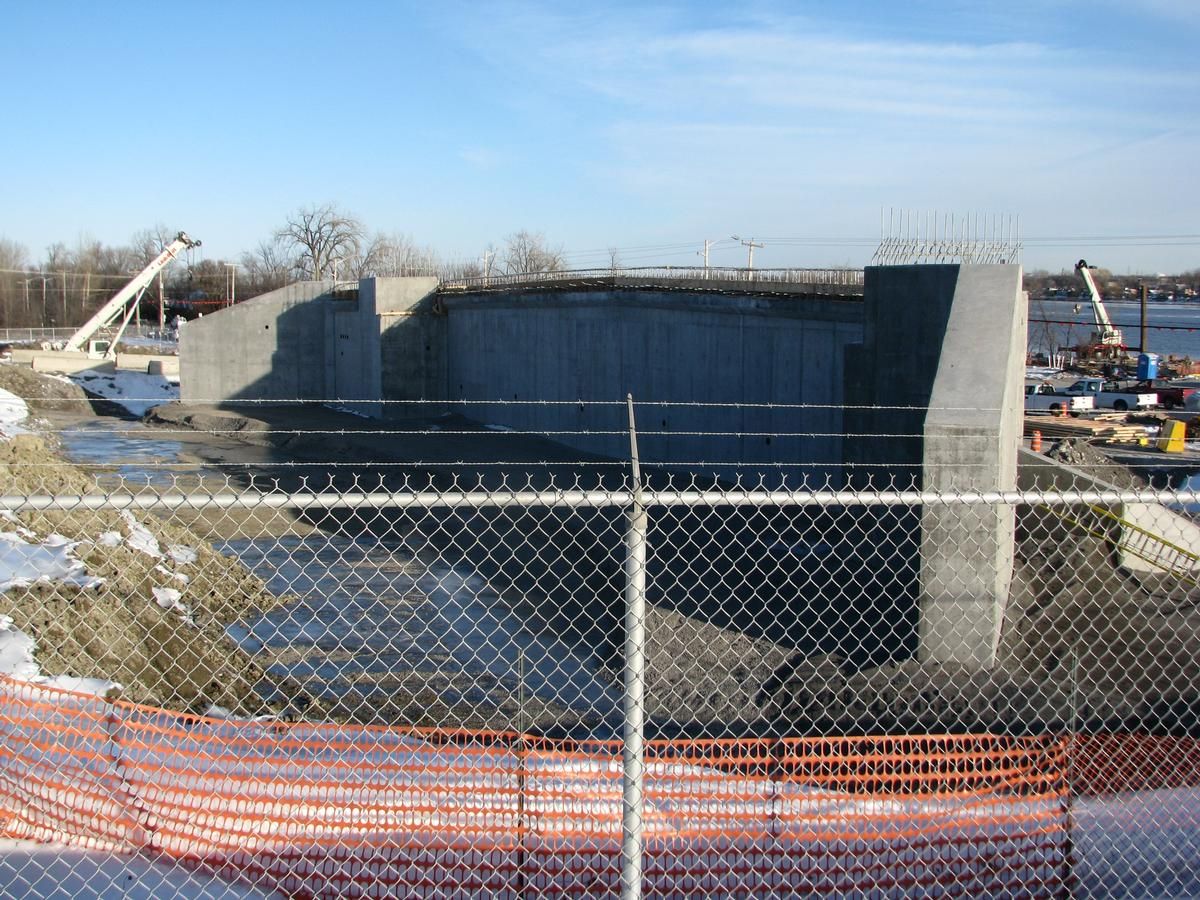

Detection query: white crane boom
xmin=1074 ymin=258 xmax=1123 ymax=347
xmin=64 ymin=231 xmax=201 ymax=355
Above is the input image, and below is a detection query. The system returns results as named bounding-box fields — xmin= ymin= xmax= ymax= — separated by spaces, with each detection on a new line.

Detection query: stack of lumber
xmin=1023 ymin=415 xmax=1145 ymax=444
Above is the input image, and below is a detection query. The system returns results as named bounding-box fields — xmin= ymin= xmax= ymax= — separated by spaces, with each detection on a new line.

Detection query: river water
xmin=57 ymin=418 xmax=621 ymax=736
xmin=1029 ymin=299 xmax=1200 ymax=359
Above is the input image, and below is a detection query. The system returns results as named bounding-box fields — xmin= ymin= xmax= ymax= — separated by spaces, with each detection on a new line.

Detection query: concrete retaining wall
xmin=180 ymin=282 xmax=332 ymax=404
xmin=439 ymin=289 xmax=863 ymax=480
xmin=1018 ymin=447 xmax=1200 ymax=576
xmin=180 ymin=278 xmax=440 ymax=410
xmin=332 ymin=278 xmax=439 ymax=417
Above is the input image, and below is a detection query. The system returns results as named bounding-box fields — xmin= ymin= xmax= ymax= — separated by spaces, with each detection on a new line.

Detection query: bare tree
xmin=277 ymin=204 xmax=364 ymax=280
xmin=0 ymin=239 xmax=30 ymax=328
xmin=0 ymin=238 xmax=28 ymax=271
xmin=42 ymin=242 xmax=70 ymax=273
xmin=440 ymin=259 xmax=483 ymax=280
xmin=240 ymin=236 xmax=296 ymax=296
xmin=129 ymin=224 xmax=180 ymax=268
xmin=501 ymin=230 xmax=565 ymax=275
xmin=348 ymin=232 xmax=439 ymax=278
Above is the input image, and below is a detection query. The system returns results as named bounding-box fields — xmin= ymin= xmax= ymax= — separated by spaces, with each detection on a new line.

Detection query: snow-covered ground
xmin=67 ymin=367 xmax=179 ymax=417
xmin=0 ymin=389 xmax=30 ymax=439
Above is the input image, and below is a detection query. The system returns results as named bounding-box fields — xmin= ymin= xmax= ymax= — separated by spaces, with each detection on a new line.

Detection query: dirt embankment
xmin=758 ymin=440 xmax=1200 ymax=734
xmin=0 ymin=364 xmax=93 ymax=413
xmin=0 ymin=431 xmax=322 ymax=718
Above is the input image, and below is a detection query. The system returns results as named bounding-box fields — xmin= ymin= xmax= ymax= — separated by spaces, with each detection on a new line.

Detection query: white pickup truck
xmin=1024 ymin=382 xmax=1094 ymax=416
xmin=1058 ymin=377 xmax=1157 ymax=411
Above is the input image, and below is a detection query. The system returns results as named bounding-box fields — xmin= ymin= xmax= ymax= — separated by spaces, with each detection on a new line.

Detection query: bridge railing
xmin=439 ymin=265 xmax=865 ymax=293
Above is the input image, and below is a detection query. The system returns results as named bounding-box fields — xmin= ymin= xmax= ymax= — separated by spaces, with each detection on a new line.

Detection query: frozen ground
xmin=66 ymin=367 xmax=179 ymax=417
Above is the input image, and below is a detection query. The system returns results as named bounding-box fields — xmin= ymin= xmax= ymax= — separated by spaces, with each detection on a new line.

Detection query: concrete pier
xmin=844 ymin=264 xmax=1026 ymax=668
xmin=919 ymin=265 xmax=1025 ymax=668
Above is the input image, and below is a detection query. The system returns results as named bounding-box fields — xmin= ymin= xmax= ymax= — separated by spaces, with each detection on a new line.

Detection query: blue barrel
xmin=1137 ymin=352 xmax=1160 ymax=380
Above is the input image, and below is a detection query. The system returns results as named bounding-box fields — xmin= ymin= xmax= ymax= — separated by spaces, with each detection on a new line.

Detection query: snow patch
xmin=152 ymin=586 xmax=192 ymax=622
xmin=67 ymin=369 xmax=178 ymax=417
xmin=152 ymin=585 xmax=182 ymax=608
xmin=0 ymin=616 xmax=120 ymax=698
xmin=167 ymin=544 xmax=197 ymax=565
xmin=119 ymin=510 xmax=161 ymax=557
xmin=96 ymin=531 xmax=122 ymax=548
xmin=0 ymin=616 xmax=39 ymax=679
xmin=0 ymin=388 xmax=30 ymax=438
xmin=0 ymin=531 xmax=104 ymax=591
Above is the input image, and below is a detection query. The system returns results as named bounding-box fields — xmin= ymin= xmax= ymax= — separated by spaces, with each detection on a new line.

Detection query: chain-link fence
xmin=0 ymin=396 xmax=1198 ymax=897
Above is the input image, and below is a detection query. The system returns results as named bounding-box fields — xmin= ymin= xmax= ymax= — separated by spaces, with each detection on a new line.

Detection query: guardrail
xmin=0 ymin=324 xmax=171 ymax=344
xmin=439 ymin=266 xmax=865 ymax=293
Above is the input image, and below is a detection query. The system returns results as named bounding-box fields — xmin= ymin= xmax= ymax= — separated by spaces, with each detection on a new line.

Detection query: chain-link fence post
xmin=1062 ymin=649 xmax=1081 ymax=899
xmin=516 ymin=644 xmax=528 ymax=898
xmin=621 ymin=394 xmax=648 ymax=900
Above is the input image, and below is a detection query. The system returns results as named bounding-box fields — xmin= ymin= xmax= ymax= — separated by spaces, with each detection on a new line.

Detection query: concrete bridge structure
xmin=180 ymin=264 xmax=1025 ymax=671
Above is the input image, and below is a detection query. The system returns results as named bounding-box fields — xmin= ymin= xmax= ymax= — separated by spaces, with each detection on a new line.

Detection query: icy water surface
xmin=57 ymin=416 xmax=620 ymax=735
xmin=59 ymin=419 xmax=185 ymax=487
xmin=222 ymin=533 xmax=621 ymax=734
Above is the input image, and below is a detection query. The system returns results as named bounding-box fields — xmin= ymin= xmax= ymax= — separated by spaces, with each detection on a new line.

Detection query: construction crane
xmin=1074 ymin=258 xmax=1124 ymax=350
xmin=63 ymin=231 xmax=201 ymax=357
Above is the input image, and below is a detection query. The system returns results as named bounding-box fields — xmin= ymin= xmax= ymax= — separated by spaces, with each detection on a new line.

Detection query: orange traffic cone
xmin=1031 ymin=430 xmax=1043 ymax=452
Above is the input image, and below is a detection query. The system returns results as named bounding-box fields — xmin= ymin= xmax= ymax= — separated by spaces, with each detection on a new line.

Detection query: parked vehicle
xmin=1058 ymin=377 xmax=1157 ymax=411
xmin=1120 ymin=380 xmax=1198 ymax=410
xmin=1024 ymin=382 xmax=1093 ymax=416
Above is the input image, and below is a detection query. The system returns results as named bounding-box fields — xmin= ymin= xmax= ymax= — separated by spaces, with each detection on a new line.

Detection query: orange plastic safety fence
xmin=0 ymin=680 xmax=1071 ymax=898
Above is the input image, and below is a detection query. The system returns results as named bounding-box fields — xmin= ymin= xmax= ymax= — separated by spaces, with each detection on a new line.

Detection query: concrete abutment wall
xmin=179 ymin=270 xmax=1027 ymax=670
xmin=440 ymin=289 xmax=862 ymax=479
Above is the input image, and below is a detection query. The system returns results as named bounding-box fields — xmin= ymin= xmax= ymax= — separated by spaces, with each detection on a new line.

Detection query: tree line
xmin=3 ymin=207 xmax=1196 ymax=332
xmin=0 ymin=204 xmax=566 ymax=330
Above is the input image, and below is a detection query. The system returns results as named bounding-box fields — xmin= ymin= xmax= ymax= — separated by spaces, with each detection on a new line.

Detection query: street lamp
xmin=730 ymin=235 xmax=765 ymax=271
xmin=225 ymin=263 xmax=239 ymax=308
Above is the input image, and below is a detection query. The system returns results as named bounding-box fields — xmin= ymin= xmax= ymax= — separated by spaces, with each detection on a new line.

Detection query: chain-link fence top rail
xmin=0 ymin=390 xmax=1198 ymax=896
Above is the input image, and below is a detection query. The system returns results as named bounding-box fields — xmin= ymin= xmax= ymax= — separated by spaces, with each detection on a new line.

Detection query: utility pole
xmin=731 ymin=235 xmax=764 ymax=270
xmin=480 ymin=249 xmax=495 ymax=285
xmin=1140 ymin=282 xmax=1149 ymax=353
xmin=697 ymin=239 xmax=715 ymax=275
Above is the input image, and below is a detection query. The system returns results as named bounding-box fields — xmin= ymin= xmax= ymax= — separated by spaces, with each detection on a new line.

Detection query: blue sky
xmin=2 ymin=0 xmax=1197 ymax=273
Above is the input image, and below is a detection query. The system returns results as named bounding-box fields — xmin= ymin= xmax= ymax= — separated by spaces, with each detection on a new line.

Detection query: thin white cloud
xmin=442 ymin=3 xmax=1199 ymax=270
xmin=465 ymin=7 xmax=1193 ymax=129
